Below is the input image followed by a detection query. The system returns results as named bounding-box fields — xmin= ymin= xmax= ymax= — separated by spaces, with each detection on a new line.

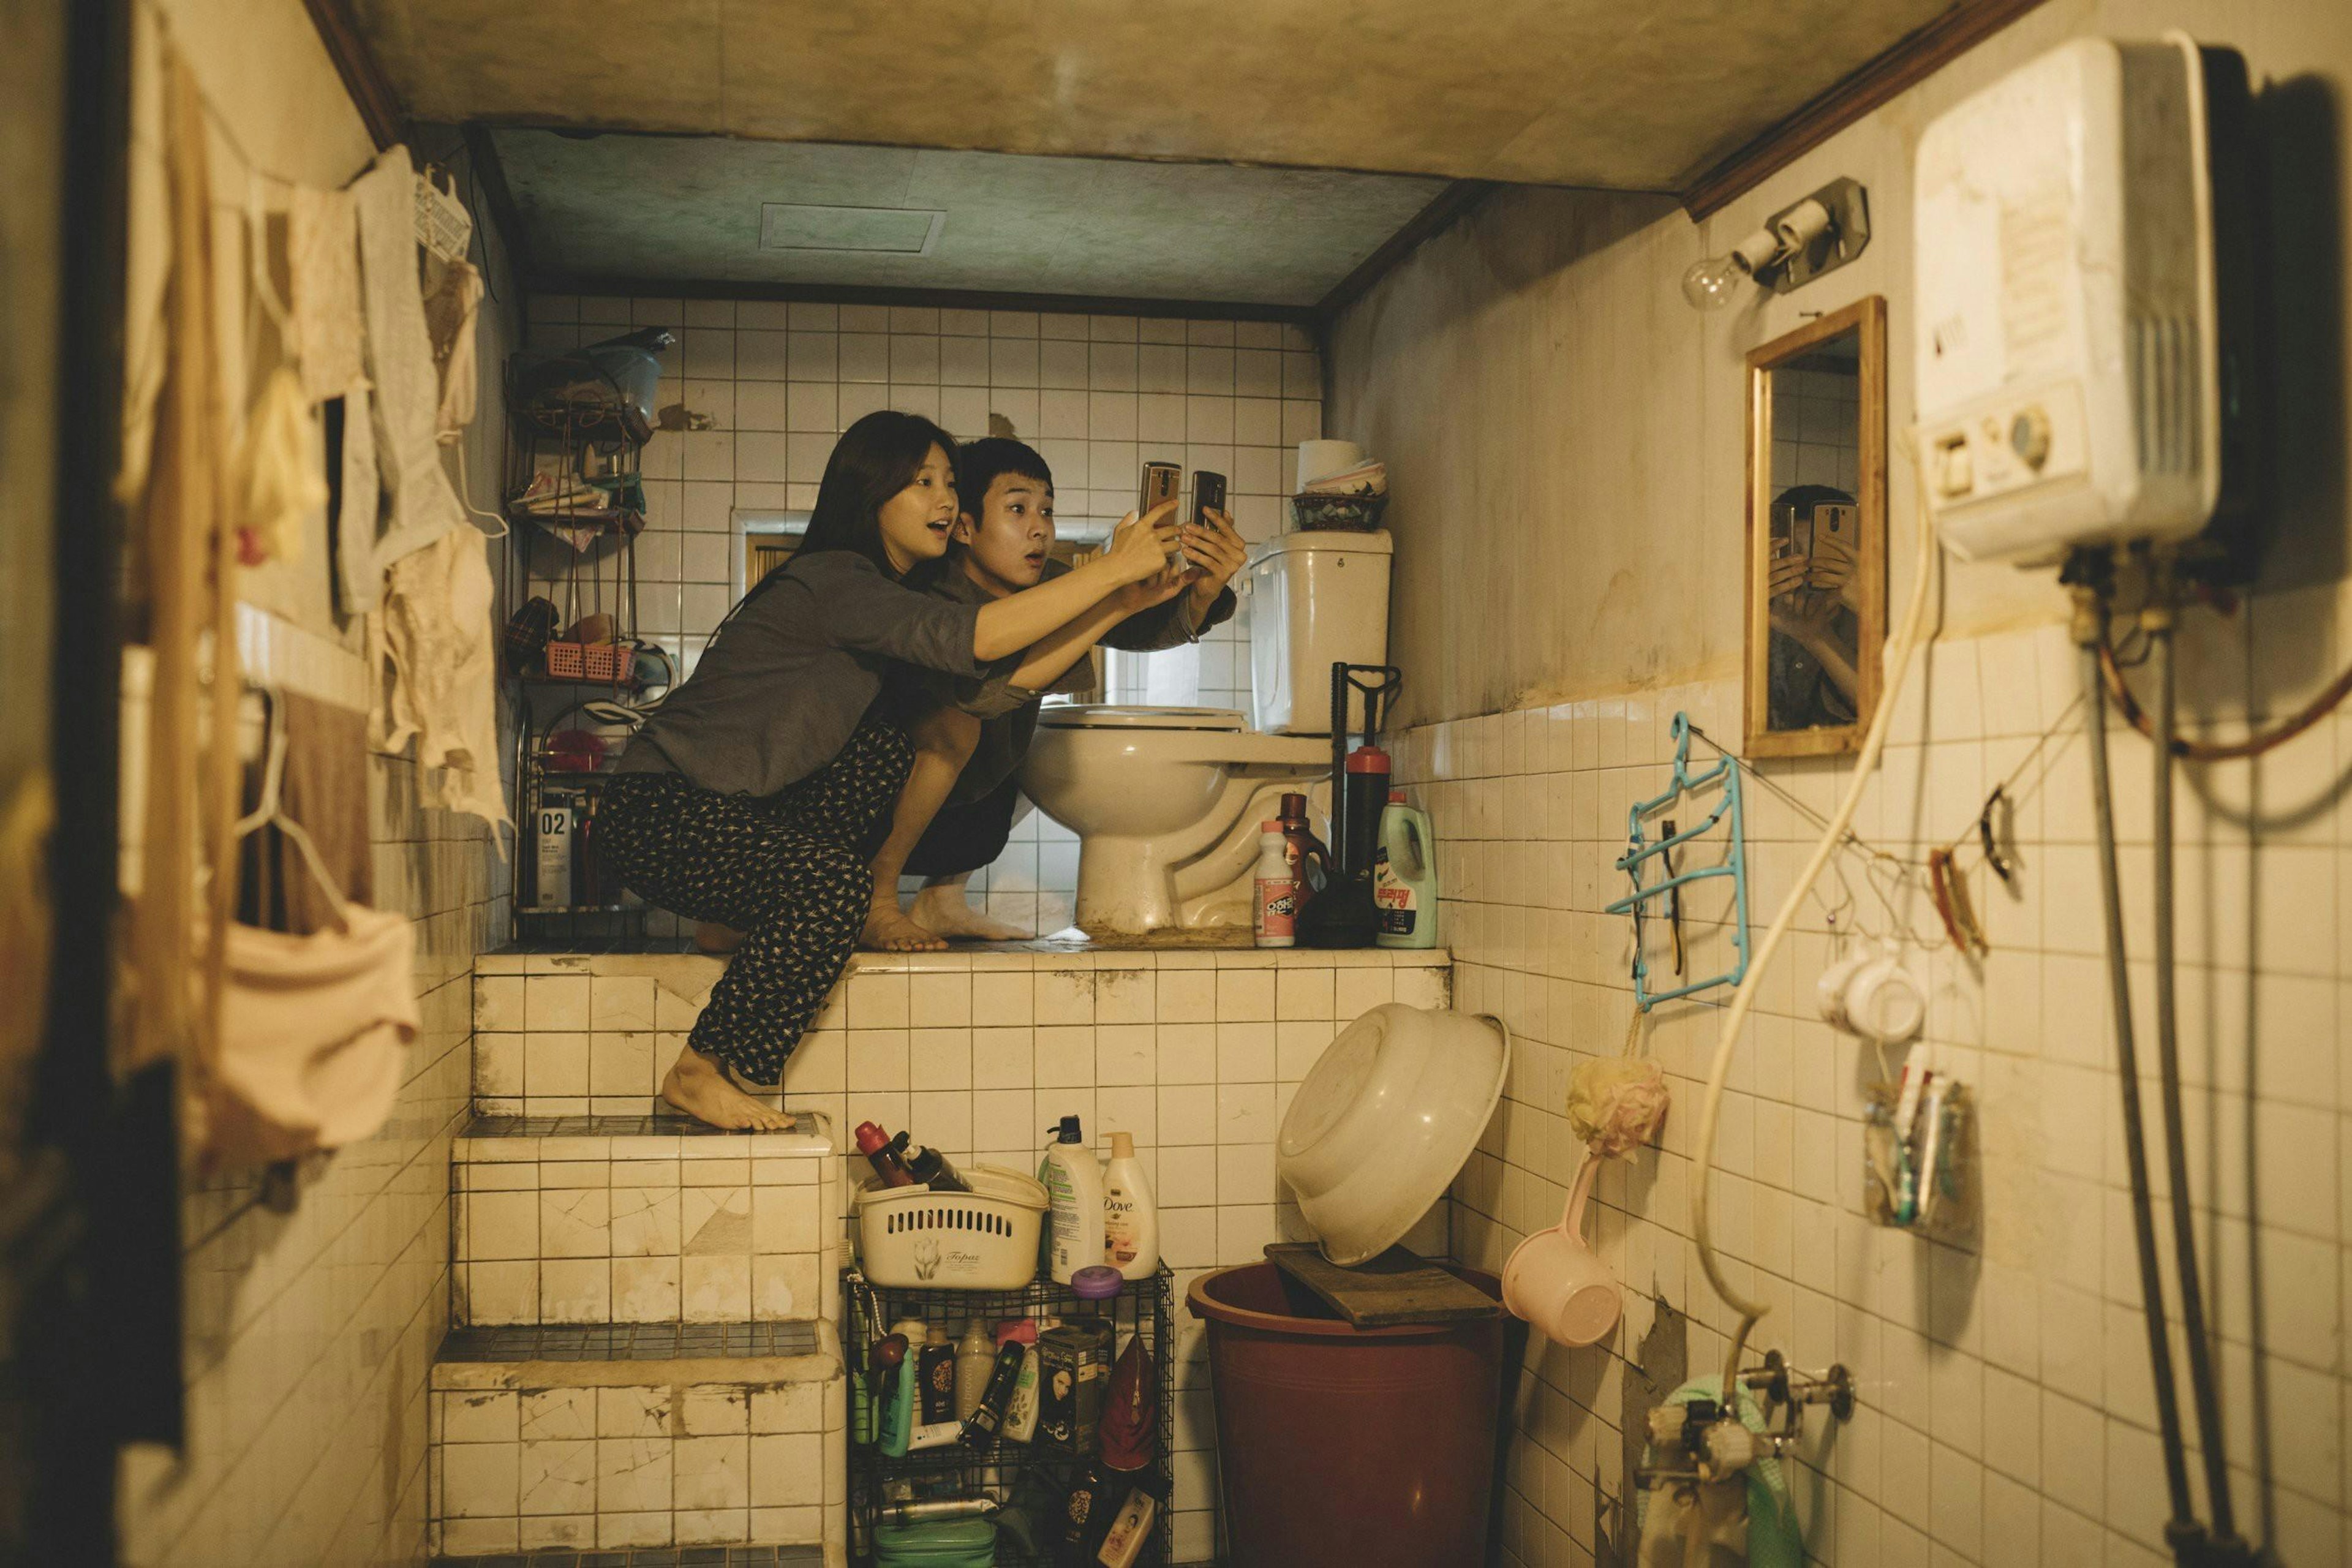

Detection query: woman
xmin=599 ymin=410 xmax=1177 ymax=1129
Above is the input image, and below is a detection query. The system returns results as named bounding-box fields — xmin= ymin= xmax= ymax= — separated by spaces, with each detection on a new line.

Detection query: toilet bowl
xmin=1022 ymin=705 xmax=1329 ymax=935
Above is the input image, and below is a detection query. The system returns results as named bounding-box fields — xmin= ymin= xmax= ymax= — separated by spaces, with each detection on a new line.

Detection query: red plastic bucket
xmin=1187 ymin=1262 xmax=1506 ymax=1567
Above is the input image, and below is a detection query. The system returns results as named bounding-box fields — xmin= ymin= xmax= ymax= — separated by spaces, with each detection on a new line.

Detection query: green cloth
xmin=1638 ymin=1376 xmax=1803 ymax=1568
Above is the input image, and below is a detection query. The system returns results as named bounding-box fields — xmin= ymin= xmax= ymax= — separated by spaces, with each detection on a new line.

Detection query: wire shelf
xmin=843 ymin=1266 xmax=1177 ymax=1567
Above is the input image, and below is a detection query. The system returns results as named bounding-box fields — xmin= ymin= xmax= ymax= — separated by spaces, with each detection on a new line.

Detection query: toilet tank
xmin=1245 ymin=529 xmax=1393 ymax=735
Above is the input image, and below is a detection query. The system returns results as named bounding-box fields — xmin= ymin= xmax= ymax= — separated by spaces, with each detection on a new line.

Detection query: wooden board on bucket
xmin=1265 ymin=1243 xmax=1502 ymax=1328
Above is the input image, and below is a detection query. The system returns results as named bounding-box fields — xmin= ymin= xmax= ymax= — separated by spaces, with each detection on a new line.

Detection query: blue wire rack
xmin=1605 ymin=712 xmax=1751 ymax=1011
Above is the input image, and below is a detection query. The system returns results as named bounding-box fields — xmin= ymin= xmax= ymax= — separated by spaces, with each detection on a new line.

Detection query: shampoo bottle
xmin=1373 ymin=790 xmax=1439 ymax=949
xmin=1040 ymin=1116 xmax=1106 ymax=1286
xmin=1099 ymin=1133 xmax=1160 ymax=1280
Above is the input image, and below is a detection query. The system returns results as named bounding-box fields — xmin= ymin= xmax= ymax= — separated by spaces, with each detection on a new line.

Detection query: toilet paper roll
xmin=1296 ymin=440 xmax=1364 ymax=489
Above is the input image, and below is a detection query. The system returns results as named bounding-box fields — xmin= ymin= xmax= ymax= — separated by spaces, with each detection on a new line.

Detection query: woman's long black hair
xmin=794 ymin=409 xmax=959 ymax=576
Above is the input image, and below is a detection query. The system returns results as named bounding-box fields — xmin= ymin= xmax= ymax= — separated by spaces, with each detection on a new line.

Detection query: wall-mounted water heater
xmin=1913 ymin=35 xmax=2263 ymax=567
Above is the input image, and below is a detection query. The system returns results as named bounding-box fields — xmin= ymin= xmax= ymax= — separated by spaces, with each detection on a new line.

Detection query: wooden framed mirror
xmin=1743 ymin=295 xmax=1887 ymax=758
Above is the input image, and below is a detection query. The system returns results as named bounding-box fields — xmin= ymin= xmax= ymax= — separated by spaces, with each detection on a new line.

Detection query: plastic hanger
xmin=232 ymin=689 xmax=352 ymax=929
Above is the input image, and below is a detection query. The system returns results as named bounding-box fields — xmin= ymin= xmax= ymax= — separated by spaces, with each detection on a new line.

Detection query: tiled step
xmin=454 ymin=1114 xmax=839 ymax=1328
xmin=429 ymin=1321 xmax=846 ymax=1561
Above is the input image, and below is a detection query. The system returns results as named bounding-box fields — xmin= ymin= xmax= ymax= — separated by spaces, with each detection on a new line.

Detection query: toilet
xmin=1023 ymin=530 xmax=1393 ymax=936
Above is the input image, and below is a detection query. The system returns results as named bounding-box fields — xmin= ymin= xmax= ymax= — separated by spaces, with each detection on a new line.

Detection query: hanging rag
xmin=287 ymin=185 xmax=364 ymax=404
xmin=205 ymin=906 xmax=417 ymax=1169
xmin=234 ymin=366 xmax=328 ymax=567
xmin=366 ymin=527 xmax=510 ymax=837
xmin=351 ymin=144 xmax=466 ymax=609
xmin=422 ymin=255 xmax=483 ymax=441
xmin=237 ymin=691 xmax=375 ymax=934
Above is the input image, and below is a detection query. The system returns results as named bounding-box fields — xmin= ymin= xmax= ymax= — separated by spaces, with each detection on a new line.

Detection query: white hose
xmin=1691 ymin=464 xmax=1941 ymax=1396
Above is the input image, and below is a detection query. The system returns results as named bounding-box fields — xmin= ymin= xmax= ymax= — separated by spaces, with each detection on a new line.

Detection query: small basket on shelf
xmin=1288 ymin=491 xmax=1389 ymax=532
xmin=540 ymin=638 xmax=639 ymax=687
xmin=853 ymin=1165 xmax=1049 ymax=1290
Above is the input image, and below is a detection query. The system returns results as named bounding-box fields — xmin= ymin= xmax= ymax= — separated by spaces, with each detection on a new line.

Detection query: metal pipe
xmin=2147 ymin=601 xmax=2247 ymax=1556
xmin=2082 ymin=613 xmax=2202 ymax=1549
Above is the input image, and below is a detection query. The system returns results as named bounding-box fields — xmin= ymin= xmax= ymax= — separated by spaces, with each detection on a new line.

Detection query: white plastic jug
xmin=1373 ymin=792 xmax=1438 ymax=948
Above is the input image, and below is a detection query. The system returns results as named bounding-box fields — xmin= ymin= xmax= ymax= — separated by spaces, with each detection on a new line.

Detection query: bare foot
xmin=661 ymin=1044 xmax=794 ymax=1131
xmin=695 ymin=921 xmax=744 ymax=955
xmin=910 ymin=882 xmax=1028 ymax=942
xmin=862 ymin=897 xmax=949 ymax=952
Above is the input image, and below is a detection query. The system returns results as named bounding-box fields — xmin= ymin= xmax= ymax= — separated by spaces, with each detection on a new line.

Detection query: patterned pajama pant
xmin=598 ymin=717 xmax=913 ymax=1084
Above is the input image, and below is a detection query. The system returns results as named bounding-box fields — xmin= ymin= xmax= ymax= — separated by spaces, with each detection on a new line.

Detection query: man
xmin=859 ymin=437 xmax=1246 ymax=949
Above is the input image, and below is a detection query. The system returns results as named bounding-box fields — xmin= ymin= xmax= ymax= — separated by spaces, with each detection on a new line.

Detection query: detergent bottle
xmin=1373 ymin=790 xmax=1439 ymax=949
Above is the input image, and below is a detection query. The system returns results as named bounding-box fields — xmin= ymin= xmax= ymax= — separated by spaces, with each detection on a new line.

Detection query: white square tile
xmin=750 ymin=1433 xmax=824 ymax=1508
xmin=594 ymin=1436 xmax=673 ymax=1513
xmin=442 ymin=1439 xmax=519 ymax=1518
xmin=517 ymin=1438 xmax=596 ymax=1517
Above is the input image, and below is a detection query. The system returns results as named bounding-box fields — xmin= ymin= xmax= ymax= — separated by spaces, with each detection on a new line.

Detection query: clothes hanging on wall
xmin=423 ymin=256 xmax=483 ymax=441
xmin=351 ymin=144 xmax=466 ymax=611
xmin=287 ymin=186 xmax=363 ymax=405
xmin=233 ymin=366 xmax=328 ymax=567
xmin=366 ymin=526 xmax=509 ymax=837
xmin=122 ymin=51 xmax=241 ymax=1080
xmin=205 ymin=903 xmax=417 ymax=1169
xmin=209 ymin=695 xmax=415 ymax=1171
xmin=236 ymin=690 xmax=374 ymax=935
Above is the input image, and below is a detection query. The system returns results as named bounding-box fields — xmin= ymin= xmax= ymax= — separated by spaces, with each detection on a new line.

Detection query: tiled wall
xmin=518 ymin=294 xmax=1322 ymax=935
xmin=473 ymin=943 xmax=1450 ymax=1560
xmin=451 ymin=1113 xmax=835 ymax=1327
xmin=1398 ymin=596 xmax=2352 ymax=1566
xmin=430 ymin=1362 xmax=836 ymax=1555
xmin=1770 ymin=362 xmax=1863 ymax=497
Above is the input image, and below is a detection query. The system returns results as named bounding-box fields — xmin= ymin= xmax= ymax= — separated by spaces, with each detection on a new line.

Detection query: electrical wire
xmin=2101 ymin=618 xmax=2352 ymax=761
xmin=1689 ymin=456 xmax=1941 ymax=1400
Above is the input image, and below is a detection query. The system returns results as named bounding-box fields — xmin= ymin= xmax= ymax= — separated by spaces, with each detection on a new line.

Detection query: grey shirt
xmin=618 ymin=550 xmax=1005 ymax=797
xmin=896 ymin=560 xmax=1236 ymax=805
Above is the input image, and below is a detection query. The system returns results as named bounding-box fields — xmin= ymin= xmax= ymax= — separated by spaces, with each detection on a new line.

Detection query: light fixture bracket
xmin=1755 ymin=177 xmax=1870 ymax=293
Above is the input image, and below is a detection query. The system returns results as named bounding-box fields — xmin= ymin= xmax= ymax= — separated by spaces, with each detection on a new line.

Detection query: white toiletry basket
xmin=853 ymin=1164 xmax=1049 ymax=1290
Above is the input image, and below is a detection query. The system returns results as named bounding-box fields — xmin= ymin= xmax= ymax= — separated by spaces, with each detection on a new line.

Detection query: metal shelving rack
xmin=502 ymin=377 xmax=658 ymax=949
xmin=843 ymin=1266 xmax=1176 ymax=1567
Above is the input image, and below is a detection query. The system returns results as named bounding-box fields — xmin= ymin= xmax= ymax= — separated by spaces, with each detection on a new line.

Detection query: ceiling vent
xmin=759 ymin=203 xmax=944 ymax=255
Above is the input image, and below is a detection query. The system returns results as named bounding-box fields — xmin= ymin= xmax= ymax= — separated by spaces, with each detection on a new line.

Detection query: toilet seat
xmin=1037 ymin=704 xmax=1246 ymax=733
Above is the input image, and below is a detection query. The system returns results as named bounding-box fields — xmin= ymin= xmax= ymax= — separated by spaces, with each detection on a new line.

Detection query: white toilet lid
xmin=1036 ymin=704 xmax=1248 ymax=732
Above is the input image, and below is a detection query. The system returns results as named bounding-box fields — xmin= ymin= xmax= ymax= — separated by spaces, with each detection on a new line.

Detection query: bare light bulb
xmin=1681 ymin=254 xmax=1746 ymax=311
xmin=1679 ymin=225 xmax=1790 ymax=311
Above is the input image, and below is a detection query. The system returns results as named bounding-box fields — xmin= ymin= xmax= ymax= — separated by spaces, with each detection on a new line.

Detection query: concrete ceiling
xmin=356 ymin=0 xmax=1959 ymax=190
xmin=493 ymin=130 xmax=1451 ymax=305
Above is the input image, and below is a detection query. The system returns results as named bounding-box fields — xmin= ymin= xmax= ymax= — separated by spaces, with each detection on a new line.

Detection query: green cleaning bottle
xmin=1373 ymin=790 xmax=1439 ymax=948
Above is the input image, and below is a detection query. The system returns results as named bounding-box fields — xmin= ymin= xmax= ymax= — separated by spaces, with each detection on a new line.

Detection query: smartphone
xmin=1139 ymin=461 xmax=1180 ymax=517
xmin=1192 ymin=470 xmax=1227 ymax=529
xmin=1140 ymin=461 xmax=1183 ymax=573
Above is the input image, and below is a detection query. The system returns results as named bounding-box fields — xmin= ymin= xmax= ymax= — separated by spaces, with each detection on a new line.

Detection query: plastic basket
xmin=854 ymin=1164 xmax=1048 ymax=1291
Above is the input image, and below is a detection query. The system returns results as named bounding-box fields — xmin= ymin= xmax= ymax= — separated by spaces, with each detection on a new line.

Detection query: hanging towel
xmin=1635 ymin=1378 xmax=1802 ymax=1568
xmin=423 ymin=255 xmax=483 ymax=441
xmin=367 ymin=527 xmax=510 ymax=837
xmin=204 ymin=902 xmax=418 ymax=1169
xmin=352 ymin=145 xmax=466 ymax=608
xmin=288 ymin=185 xmax=363 ymax=405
